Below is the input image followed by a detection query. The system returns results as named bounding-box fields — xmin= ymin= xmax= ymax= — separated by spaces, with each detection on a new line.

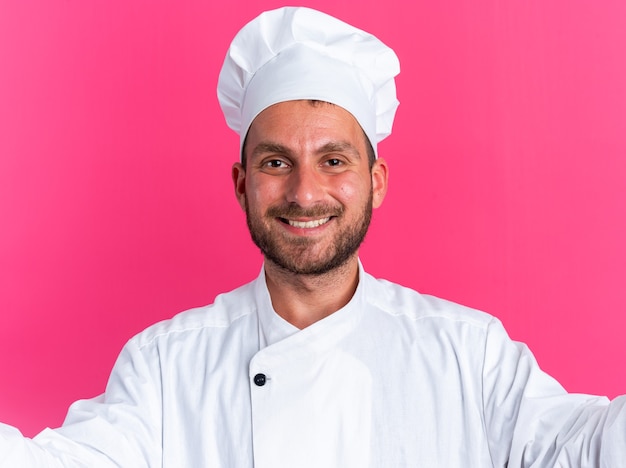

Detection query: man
xmin=1 ymin=6 xmax=625 ymax=467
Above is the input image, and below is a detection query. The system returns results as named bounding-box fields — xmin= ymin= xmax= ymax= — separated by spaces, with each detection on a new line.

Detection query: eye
xmin=324 ymin=158 xmax=343 ymax=167
xmin=263 ymin=159 xmax=289 ymax=169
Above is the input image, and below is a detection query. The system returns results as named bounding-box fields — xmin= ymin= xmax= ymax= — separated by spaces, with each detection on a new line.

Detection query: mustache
xmin=266 ymin=203 xmax=344 ymax=219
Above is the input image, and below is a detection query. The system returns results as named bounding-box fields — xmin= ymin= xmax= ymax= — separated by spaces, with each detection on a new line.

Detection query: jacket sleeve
xmin=481 ymin=318 xmax=625 ymax=467
xmin=0 ymin=338 xmax=162 ymax=468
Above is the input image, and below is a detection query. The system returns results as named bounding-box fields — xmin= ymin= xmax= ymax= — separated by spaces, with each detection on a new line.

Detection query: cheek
xmin=339 ymin=184 xmax=357 ymax=201
xmin=247 ymin=178 xmax=283 ymax=208
xmin=336 ymin=174 xmax=369 ymax=204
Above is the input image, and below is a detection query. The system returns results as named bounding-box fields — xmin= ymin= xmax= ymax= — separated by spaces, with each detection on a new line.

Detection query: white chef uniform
xmin=2 ymin=262 xmax=625 ymax=467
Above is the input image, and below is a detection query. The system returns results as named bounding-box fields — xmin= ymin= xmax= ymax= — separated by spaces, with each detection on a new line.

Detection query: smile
xmin=284 ymin=217 xmax=331 ymax=228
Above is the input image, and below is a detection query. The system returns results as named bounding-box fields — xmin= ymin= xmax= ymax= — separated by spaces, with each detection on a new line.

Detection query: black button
xmin=253 ymin=373 xmax=267 ymax=386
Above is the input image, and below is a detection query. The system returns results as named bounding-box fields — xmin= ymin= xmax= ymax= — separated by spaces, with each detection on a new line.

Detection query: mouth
xmin=280 ymin=217 xmax=332 ymax=228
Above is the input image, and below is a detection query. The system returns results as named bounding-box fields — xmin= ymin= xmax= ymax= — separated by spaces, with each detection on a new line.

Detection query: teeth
xmin=288 ymin=217 xmax=331 ymax=228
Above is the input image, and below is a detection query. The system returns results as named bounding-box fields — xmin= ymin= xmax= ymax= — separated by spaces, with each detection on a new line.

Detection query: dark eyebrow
xmin=250 ymin=140 xmax=362 ymax=160
xmin=251 ymin=142 xmax=293 ymax=159
xmin=316 ymin=141 xmax=362 ymax=159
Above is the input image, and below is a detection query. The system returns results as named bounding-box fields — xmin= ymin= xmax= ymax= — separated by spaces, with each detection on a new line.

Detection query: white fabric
xmin=2 ymin=264 xmax=626 ymax=467
xmin=217 ymin=7 xmax=400 ymax=156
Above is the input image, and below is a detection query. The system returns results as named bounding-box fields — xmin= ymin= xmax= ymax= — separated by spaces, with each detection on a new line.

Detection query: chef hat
xmin=217 ymin=6 xmax=400 ymax=157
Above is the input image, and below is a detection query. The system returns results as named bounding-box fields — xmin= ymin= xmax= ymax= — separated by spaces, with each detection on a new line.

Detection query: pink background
xmin=1 ymin=1 xmax=625 ymax=438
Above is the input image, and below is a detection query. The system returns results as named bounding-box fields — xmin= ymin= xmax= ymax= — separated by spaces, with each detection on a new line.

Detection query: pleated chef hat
xmin=217 ymin=6 xmax=400 ymax=157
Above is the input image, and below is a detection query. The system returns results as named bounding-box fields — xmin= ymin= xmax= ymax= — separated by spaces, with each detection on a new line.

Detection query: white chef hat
xmin=217 ymin=6 xmax=400 ymax=158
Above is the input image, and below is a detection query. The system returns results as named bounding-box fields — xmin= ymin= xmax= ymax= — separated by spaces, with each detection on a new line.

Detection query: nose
xmin=284 ymin=164 xmax=325 ymax=207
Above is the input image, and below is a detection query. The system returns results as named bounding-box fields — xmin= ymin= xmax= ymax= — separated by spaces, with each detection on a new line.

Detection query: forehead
xmin=245 ymin=100 xmax=366 ymax=155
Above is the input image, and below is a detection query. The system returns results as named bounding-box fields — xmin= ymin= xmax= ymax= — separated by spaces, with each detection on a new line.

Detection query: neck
xmin=264 ymin=255 xmax=360 ymax=329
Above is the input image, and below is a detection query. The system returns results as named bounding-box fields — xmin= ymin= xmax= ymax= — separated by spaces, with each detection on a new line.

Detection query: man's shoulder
xmin=131 ymin=279 xmax=258 ymax=349
xmin=363 ymin=272 xmax=496 ymax=330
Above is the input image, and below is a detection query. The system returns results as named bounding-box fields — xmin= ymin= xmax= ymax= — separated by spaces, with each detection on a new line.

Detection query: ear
xmin=232 ymin=162 xmax=247 ymax=211
xmin=371 ymin=157 xmax=389 ymax=209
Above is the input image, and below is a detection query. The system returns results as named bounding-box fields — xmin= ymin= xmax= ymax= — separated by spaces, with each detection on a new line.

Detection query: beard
xmin=245 ymin=190 xmax=373 ymax=276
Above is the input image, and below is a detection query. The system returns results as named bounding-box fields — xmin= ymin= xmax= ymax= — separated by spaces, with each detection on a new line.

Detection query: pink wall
xmin=1 ymin=1 xmax=625 ymax=437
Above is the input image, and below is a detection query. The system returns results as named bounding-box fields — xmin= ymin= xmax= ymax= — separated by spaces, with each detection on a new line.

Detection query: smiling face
xmin=232 ymin=100 xmax=388 ymax=276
